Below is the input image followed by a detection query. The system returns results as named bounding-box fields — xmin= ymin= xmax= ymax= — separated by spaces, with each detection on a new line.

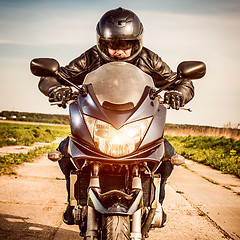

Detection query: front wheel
xmin=101 ymin=215 xmax=130 ymax=240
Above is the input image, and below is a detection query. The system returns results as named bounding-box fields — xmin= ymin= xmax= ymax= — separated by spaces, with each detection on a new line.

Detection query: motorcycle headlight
xmin=84 ymin=115 xmax=152 ymax=157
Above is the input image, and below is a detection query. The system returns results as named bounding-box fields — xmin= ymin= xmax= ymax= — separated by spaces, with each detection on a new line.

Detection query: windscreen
xmin=83 ymin=62 xmax=154 ymax=108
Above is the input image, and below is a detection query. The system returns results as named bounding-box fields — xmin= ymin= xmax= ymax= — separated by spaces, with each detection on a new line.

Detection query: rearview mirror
xmin=177 ymin=61 xmax=206 ymax=79
xmin=30 ymin=58 xmax=60 ymax=77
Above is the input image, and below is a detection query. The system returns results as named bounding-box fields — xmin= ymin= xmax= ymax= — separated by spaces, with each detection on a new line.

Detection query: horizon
xmin=0 ymin=110 xmax=239 ymax=129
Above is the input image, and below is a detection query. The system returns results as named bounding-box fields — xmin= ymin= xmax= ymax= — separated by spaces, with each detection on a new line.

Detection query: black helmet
xmin=96 ymin=8 xmax=143 ymax=61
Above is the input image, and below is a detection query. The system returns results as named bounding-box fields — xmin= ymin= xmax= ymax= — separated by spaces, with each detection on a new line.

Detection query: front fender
xmin=88 ymin=188 xmax=143 ymax=215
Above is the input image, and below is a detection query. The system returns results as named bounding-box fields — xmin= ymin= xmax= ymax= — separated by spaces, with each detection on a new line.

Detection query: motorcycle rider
xmin=38 ymin=8 xmax=194 ymax=225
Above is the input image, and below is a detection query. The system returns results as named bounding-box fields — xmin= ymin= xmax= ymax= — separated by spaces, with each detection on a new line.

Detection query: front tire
xmin=102 ymin=215 xmax=130 ymax=240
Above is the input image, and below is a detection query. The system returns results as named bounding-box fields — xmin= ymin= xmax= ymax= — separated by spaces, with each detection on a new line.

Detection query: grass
xmin=0 ymin=122 xmax=70 ymax=175
xmin=201 ymin=176 xmax=219 ymax=185
xmin=198 ymin=212 xmax=206 ymax=217
xmin=0 ymin=122 xmax=70 ymax=147
xmin=182 ymin=164 xmax=192 ymax=171
xmin=176 ymin=190 xmax=184 ymax=194
xmin=0 ymin=143 xmax=58 ymax=175
xmin=165 ymin=135 xmax=240 ymax=178
xmin=56 ymin=177 xmax=65 ymax=180
xmin=223 ymin=186 xmax=232 ymax=190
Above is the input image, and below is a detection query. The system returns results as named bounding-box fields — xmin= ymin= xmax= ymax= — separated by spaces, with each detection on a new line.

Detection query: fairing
xmin=83 ymin=62 xmax=154 ymax=107
xmin=68 ymin=62 xmax=167 ymax=164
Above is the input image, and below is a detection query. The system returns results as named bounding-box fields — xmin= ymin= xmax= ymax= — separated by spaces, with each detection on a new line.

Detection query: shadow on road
xmin=0 ymin=213 xmax=81 ymax=240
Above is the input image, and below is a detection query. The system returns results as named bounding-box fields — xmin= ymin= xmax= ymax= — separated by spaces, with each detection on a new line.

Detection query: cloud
xmin=0 ymin=8 xmax=100 ymax=46
xmin=0 ymin=39 xmax=27 ymax=45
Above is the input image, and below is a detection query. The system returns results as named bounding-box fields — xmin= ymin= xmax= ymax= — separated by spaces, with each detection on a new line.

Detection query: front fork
xmin=86 ymin=163 xmax=100 ymax=240
xmin=131 ymin=165 xmax=143 ymax=240
xmin=71 ymin=163 xmax=161 ymax=240
xmin=69 ymin=163 xmax=100 ymax=239
xmin=85 ymin=163 xmax=143 ymax=240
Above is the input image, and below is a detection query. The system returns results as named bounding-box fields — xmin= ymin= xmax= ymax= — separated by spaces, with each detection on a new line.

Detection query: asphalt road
xmin=0 ymin=153 xmax=239 ymax=240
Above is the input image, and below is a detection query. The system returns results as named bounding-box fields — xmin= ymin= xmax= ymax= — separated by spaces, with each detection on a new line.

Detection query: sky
xmin=0 ymin=0 xmax=239 ymax=127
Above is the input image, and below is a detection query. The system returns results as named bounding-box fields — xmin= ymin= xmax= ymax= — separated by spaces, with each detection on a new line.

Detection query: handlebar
xmin=50 ymin=94 xmax=192 ymax=112
xmin=54 ymin=70 xmax=192 ymax=112
xmin=56 ymin=72 xmax=88 ymax=97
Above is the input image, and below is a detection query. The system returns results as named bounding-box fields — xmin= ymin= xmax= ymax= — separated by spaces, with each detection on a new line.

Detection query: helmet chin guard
xmin=96 ymin=7 xmax=143 ymax=61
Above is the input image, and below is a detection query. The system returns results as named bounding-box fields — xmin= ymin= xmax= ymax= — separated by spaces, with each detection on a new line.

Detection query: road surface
xmin=0 ymin=152 xmax=239 ymax=239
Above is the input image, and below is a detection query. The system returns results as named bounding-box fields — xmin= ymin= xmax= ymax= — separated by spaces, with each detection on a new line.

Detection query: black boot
xmin=63 ymin=204 xmax=74 ymax=225
xmin=58 ymin=154 xmax=76 ymax=225
xmin=161 ymin=209 xmax=167 ymax=227
xmin=158 ymin=160 xmax=174 ymax=204
xmin=157 ymin=160 xmax=174 ymax=227
xmin=62 ymin=176 xmax=75 ymax=225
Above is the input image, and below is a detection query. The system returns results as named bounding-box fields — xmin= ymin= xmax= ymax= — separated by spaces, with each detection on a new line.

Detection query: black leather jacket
xmin=39 ymin=45 xmax=194 ymax=104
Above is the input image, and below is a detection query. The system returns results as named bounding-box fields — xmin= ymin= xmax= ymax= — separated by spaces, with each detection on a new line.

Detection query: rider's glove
xmin=48 ymin=85 xmax=72 ymax=108
xmin=164 ymin=90 xmax=184 ymax=110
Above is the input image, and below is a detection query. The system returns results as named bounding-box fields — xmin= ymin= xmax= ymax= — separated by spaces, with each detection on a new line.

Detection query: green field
xmin=166 ymin=135 xmax=240 ymax=177
xmin=0 ymin=122 xmax=239 ymax=178
xmin=0 ymin=144 xmax=58 ymax=175
xmin=0 ymin=122 xmax=70 ymax=175
xmin=0 ymin=122 xmax=70 ymax=147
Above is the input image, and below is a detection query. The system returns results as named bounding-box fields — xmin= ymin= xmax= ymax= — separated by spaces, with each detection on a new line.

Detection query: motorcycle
xmin=30 ymin=59 xmax=206 ymax=240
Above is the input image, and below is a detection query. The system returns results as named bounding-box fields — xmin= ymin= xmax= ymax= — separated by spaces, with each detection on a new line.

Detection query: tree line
xmin=0 ymin=111 xmax=70 ymax=124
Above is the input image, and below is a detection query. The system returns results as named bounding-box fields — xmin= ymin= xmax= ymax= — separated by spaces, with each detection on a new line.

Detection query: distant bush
xmin=165 ymin=123 xmax=240 ymax=139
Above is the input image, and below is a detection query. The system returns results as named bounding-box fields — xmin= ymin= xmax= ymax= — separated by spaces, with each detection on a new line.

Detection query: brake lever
xmin=56 ymin=73 xmax=88 ymax=97
xmin=158 ymin=97 xmax=192 ymax=112
xmin=50 ymin=101 xmax=63 ymax=106
xmin=50 ymin=99 xmax=77 ymax=106
xmin=164 ymin=104 xmax=192 ymax=112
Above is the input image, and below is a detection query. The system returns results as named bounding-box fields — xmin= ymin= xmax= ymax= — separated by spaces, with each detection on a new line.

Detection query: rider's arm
xmin=38 ymin=46 xmax=100 ymax=96
xmin=58 ymin=46 xmax=101 ymax=85
xmin=38 ymin=76 xmax=62 ymax=96
xmin=154 ymin=60 xmax=194 ymax=105
xmin=142 ymin=48 xmax=194 ymax=105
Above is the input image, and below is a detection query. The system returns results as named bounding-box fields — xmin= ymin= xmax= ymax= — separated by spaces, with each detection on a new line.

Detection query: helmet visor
xmin=106 ymin=39 xmax=136 ymax=50
xmin=98 ymin=38 xmax=141 ymax=60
